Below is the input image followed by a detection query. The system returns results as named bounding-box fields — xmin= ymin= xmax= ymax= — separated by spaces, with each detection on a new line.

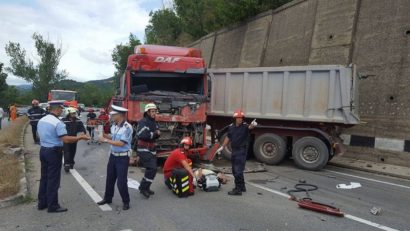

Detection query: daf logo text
xmin=154 ymin=56 xmax=181 ymax=63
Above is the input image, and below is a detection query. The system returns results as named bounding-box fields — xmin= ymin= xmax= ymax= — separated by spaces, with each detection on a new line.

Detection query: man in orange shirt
xmin=163 ymin=137 xmax=196 ymax=195
xmin=9 ymin=103 xmax=17 ymax=121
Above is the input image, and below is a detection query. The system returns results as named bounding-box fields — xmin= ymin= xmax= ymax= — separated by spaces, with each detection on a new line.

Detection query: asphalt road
xmin=0 ymin=113 xmax=409 ymax=231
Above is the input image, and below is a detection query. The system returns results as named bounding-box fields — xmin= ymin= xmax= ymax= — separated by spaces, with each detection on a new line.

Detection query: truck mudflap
xmin=333 ymin=136 xmax=346 ymax=156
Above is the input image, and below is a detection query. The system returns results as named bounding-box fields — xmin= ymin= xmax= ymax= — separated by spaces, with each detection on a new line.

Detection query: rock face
xmin=189 ymin=0 xmax=410 ymax=160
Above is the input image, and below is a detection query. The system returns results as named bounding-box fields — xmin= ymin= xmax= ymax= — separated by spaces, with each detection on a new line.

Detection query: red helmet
xmin=32 ymin=99 xmax=39 ymax=105
xmin=180 ymin=137 xmax=193 ymax=146
xmin=233 ymin=109 xmax=245 ymax=118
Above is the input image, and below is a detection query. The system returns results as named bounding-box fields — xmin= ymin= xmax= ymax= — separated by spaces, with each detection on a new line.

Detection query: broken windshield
xmin=130 ymin=72 xmax=204 ymax=96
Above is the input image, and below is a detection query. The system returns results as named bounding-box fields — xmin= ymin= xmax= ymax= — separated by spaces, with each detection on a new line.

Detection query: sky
xmin=0 ymin=0 xmax=167 ymax=85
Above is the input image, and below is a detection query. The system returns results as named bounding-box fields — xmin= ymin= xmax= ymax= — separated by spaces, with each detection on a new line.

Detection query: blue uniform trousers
xmin=103 ymin=155 xmax=130 ymax=203
xmin=38 ymin=146 xmax=63 ymax=210
xmin=231 ymin=148 xmax=247 ymax=190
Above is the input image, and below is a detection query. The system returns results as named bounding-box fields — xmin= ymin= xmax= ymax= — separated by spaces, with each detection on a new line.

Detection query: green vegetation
xmin=145 ymin=0 xmax=291 ymax=45
xmin=5 ymin=33 xmax=67 ymax=102
xmin=55 ymin=78 xmax=115 ymax=107
xmin=112 ymin=33 xmax=141 ymax=78
xmin=0 ymin=116 xmax=27 ymax=199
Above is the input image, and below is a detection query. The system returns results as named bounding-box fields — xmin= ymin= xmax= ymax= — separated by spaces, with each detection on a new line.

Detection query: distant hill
xmin=55 ymin=77 xmax=116 ymax=90
xmin=15 ymin=84 xmax=32 ymax=92
xmin=14 ymin=77 xmax=116 ymax=91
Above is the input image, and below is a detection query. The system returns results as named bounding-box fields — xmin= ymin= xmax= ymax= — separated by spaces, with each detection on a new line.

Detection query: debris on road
xmin=336 ymin=182 xmax=362 ymax=189
xmin=288 ymin=183 xmax=344 ymax=217
xmin=370 ymin=207 xmax=382 ymax=215
xmin=127 ymin=178 xmax=140 ymax=190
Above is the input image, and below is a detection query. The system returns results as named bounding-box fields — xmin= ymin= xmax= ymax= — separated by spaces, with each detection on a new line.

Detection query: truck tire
xmin=253 ymin=134 xmax=287 ymax=165
xmin=292 ymin=137 xmax=329 ymax=171
xmin=219 ymin=133 xmax=232 ymax=160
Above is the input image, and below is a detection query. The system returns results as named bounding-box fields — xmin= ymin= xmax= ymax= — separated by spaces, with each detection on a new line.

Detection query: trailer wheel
xmin=219 ymin=133 xmax=232 ymax=160
xmin=253 ymin=134 xmax=287 ymax=165
xmin=292 ymin=137 xmax=329 ymax=171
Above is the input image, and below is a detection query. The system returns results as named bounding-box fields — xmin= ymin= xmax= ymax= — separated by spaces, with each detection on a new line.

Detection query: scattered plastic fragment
xmin=336 ymin=182 xmax=362 ymax=189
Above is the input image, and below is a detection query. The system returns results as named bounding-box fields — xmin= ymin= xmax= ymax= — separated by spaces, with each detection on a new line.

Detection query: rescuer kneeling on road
xmin=98 ymin=105 xmax=133 ymax=210
xmin=62 ymin=107 xmax=86 ymax=173
xmin=218 ymin=109 xmax=257 ymax=196
xmin=135 ymin=103 xmax=160 ymax=199
xmin=37 ymin=101 xmax=90 ymax=213
xmin=163 ymin=137 xmax=196 ymax=196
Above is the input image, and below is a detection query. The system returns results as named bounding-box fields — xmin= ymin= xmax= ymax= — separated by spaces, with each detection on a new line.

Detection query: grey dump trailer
xmin=206 ymin=65 xmax=359 ymax=170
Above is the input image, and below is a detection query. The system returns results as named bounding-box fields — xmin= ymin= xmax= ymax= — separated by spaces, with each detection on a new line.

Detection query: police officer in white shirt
xmin=97 ymin=105 xmax=133 ymax=210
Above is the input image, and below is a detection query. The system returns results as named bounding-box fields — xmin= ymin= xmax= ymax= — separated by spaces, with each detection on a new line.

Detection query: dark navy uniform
xmin=62 ymin=116 xmax=86 ymax=169
xmin=136 ymin=114 xmax=160 ymax=193
xmin=227 ymin=122 xmax=250 ymax=191
xmin=102 ymin=120 xmax=133 ymax=204
xmin=27 ymin=106 xmax=46 ymax=143
xmin=37 ymin=111 xmax=68 ymax=211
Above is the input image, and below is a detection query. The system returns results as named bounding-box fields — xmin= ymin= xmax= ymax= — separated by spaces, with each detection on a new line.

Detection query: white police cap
xmin=48 ymin=100 xmax=65 ymax=108
xmin=110 ymin=105 xmax=128 ymax=115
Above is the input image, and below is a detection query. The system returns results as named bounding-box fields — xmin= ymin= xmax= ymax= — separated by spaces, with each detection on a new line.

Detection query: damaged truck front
xmin=111 ymin=45 xmax=210 ymax=158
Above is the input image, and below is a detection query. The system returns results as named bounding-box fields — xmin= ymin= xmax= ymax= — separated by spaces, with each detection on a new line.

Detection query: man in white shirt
xmin=0 ymin=107 xmax=4 ymax=130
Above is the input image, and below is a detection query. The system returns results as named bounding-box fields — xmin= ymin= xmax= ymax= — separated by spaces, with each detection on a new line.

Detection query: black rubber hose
xmin=287 ymin=183 xmax=318 ymax=200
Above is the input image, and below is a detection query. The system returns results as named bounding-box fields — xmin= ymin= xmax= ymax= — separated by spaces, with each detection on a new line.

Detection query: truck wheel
xmin=253 ymin=134 xmax=286 ymax=165
xmin=292 ymin=137 xmax=329 ymax=171
xmin=219 ymin=133 xmax=232 ymax=160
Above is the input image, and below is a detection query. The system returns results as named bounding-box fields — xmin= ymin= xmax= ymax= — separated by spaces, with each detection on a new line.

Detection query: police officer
xmin=62 ymin=107 xmax=86 ymax=173
xmin=37 ymin=101 xmax=90 ymax=213
xmin=27 ymin=99 xmax=46 ymax=144
xmin=135 ymin=103 xmax=160 ymax=199
xmin=219 ymin=109 xmax=257 ymax=196
xmin=97 ymin=105 xmax=133 ymax=210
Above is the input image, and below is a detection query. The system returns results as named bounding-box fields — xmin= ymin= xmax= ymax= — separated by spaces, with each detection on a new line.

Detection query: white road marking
xmin=70 ymin=169 xmax=112 ymax=211
xmin=243 ymin=178 xmax=399 ymax=231
xmin=325 ymin=169 xmax=410 ymax=190
xmin=246 ymin=181 xmax=290 ymax=198
xmin=344 ymin=214 xmax=399 ymax=231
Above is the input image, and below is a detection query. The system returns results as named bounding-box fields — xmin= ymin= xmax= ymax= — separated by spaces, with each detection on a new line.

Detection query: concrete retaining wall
xmin=189 ymin=0 xmax=410 ymax=146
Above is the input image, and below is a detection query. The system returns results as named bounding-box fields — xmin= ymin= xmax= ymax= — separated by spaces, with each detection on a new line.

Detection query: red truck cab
xmin=112 ymin=45 xmax=210 ymax=158
xmin=48 ymin=90 xmax=78 ymax=108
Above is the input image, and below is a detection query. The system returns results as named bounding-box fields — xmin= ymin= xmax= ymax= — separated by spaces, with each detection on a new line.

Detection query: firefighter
xmin=37 ymin=101 xmax=90 ymax=213
xmin=27 ymin=99 xmax=46 ymax=144
xmin=135 ymin=103 xmax=160 ymax=198
xmin=97 ymin=105 xmax=133 ymax=210
xmin=218 ymin=109 xmax=257 ymax=196
xmin=163 ymin=137 xmax=196 ymax=196
xmin=62 ymin=107 xmax=86 ymax=172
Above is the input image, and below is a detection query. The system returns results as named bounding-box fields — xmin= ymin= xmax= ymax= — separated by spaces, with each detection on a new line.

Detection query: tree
xmin=0 ymin=63 xmax=7 ymax=94
xmin=112 ymin=33 xmax=141 ymax=78
xmin=144 ymin=9 xmax=182 ymax=45
xmin=145 ymin=0 xmax=291 ymax=45
xmin=5 ymin=33 xmax=67 ymax=101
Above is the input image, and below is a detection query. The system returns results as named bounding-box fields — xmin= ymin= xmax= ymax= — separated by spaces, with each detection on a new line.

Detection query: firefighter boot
xmin=64 ymin=164 xmax=70 ymax=173
xmin=228 ymin=188 xmax=242 ymax=196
